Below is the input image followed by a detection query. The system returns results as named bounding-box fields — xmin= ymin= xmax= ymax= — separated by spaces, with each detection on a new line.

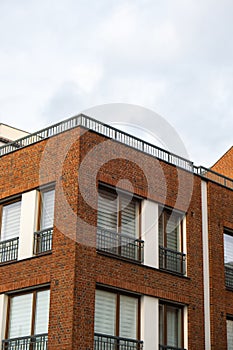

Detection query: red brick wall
xmin=207 ymin=181 xmax=233 ymax=350
xmin=0 ymin=128 xmax=81 ymax=349
xmin=0 ymin=126 xmax=221 ymax=349
xmin=74 ymin=129 xmax=205 ymax=349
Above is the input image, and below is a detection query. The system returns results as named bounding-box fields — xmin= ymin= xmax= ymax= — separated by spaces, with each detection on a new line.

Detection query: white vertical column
xmin=182 ymin=216 xmax=187 ymax=276
xmin=201 ymin=180 xmax=211 ymax=350
xmin=182 ymin=216 xmax=187 ymax=255
xmin=18 ymin=190 xmax=38 ymax=260
xmin=0 ymin=294 xmax=8 ymax=341
xmin=141 ymin=200 xmax=158 ymax=268
xmin=141 ymin=296 xmax=158 ymax=350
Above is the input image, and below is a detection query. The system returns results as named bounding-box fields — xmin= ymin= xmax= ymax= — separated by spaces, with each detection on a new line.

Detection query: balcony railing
xmin=159 ymin=246 xmax=186 ymax=275
xmin=97 ymin=227 xmax=144 ymax=262
xmin=94 ymin=333 xmax=143 ymax=350
xmin=225 ymin=265 xmax=233 ymax=289
xmin=0 ymin=237 xmax=19 ymax=264
xmin=2 ymin=333 xmax=48 ymax=350
xmin=33 ymin=228 xmax=53 ymax=255
xmin=159 ymin=345 xmax=186 ymax=350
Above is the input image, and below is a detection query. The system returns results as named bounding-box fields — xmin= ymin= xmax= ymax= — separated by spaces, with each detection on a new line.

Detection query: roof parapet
xmin=0 ymin=114 xmax=232 ymax=190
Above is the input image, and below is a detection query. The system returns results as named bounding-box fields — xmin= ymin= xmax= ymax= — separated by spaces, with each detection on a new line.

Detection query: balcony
xmin=33 ymin=228 xmax=53 ymax=255
xmin=94 ymin=333 xmax=143 ymax=350
xmin=97 ymin=227 xmax=144 ymax=263
xmin=159 ymin=346 xmax=186 ymax=350
xmin=159 ymin=246 xmax=186 ymax=275
xmin=0 ymin=237 xmax=19 ymax=264
xmin=2 ymin=334 xmax=48 ymax=350
xmin=225 ymin=265 xmax=233 ymax=289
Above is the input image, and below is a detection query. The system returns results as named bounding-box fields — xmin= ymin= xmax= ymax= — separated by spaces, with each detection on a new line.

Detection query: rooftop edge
xmin=0 ymin=113 xmax=232 ymax=190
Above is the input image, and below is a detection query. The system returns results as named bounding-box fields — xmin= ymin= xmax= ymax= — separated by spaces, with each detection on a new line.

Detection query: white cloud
xmin=95 ymin=2 xmax=181 ymax=64
xmin=0 ymin=0 xmax=233 ymax=166
xmin=70 ymin=62 xmax=103 ymax=94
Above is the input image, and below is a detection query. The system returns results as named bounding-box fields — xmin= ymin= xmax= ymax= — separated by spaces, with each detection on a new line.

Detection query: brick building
xmin=0 ymin=114 xmax=233 ymax=350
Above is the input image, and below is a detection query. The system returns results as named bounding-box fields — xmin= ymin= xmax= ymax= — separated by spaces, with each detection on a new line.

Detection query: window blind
xmin=227 ymin=319 xmax=233 ymax=350
xmin=121 ymin=197 xmax=137 ymax=237
xmin=119 ymin=295 xmax=138 ymax=339
xmin=159 ymin=209 xmax=182 ymax=252
xmin=94 ymin=290 xmax=116 ymax=336
xmin=97 ymin=189 xmax=117 ymax=231
xmin=8 ymin=293 xmax=33 ymax=338
xmin=1 ymin=201 xmax=21 ymax=241
xmin=224 ymin=234 xmax=233 ymax=266
xmin=166 ymin=214 xmax=180 ymax=252
xmin=167 ymin=306 xmax=181 ymax=347
xmin=40 ymin=190 xmax=55 ymax=230
xmin=34 ymin=290 xmax=50 ymax=335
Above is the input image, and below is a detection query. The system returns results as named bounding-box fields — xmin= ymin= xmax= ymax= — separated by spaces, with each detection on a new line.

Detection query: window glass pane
xmin=1 ymin=201 xmax=21 ymax=241
xmin=94 ymin=290 xmax=116 ymax=336
xmin=159 ymin=304 xmax=164 ymax=345
xmin=224 ymin=234 xmax=233 ymax=266
xmin=97 ymin=189 xmax=117 ymax=231
xmin=119 ymin=295 xmax=138 ymax=339
xmin=34 ymin=290 xmax=50 ymax=334
xmin=40 ymin=190 xmax=55 ymax=230
xmin=121 ymin=197 xmax=137 ymax=237
xmin=8 ymin=293 xmax=33 ymax=338
xmin=227 ymin=319 xmax=233 ymax=350
xmin=166 ymin=213 xmax=180 ymax=251
xmin=159 ymin=209 xmax=182 ymax=251
xmin=159 ymin=212 xmax=164 ymax=247
xmin=167 ymin=305 xmax=181 ymax=347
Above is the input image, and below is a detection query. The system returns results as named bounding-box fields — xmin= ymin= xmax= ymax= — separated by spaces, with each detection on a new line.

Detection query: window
xmin=0 ymin=199 xmax=21 ymax=263
xmin=227 ymin=317 xmax=233 ymax=350
xmin=2 ymin=289 xmax=50 ymax=350
xmin=39 ymin=189 xmax=55 ymax=231
xmin=34 ymin=188 xmax=55 ymax=255
xmin=97 ymin=186 xmax=143 ymax=262
xmin=94 ymin=289 xmax=143 ymax=350
xmin=224 ymin=230 xmax=233 ymax=289
xmin=159 ymin=302 xmax=185 ymax=350
xmin=159 ymin=207 xmax=186 ymax=275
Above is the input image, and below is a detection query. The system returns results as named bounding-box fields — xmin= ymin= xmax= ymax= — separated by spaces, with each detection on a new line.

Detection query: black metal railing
xmin=2 ymin=333 xmax=48 ymax=350
xmin=159 ymin=246 xmax=186 ymax=275
xmin=0 ymin=114 xmax=193 ymax=173
xmin=193 ymin=165 xmax=233 ymax=190
xmin=33 ymin=228 xmax=53 ymax=255
xmin=97 ymin=227 xmax=144 ymax=262
xmin=0 ymin=237 xmax=19 ymax=264
xmin=159 ymin=345 xmax=186 ymax=350
xmin=94 ymin=333 xmax=143 ymax=350
xmin=225 ymin=265 xmax=233 ymax=289
xmin=1 ymin=113 xmax=233 ymax=190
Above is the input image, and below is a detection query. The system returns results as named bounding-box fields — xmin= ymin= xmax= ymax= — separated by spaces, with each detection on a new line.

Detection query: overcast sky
xmin=1 ymin=0 xmax=233 ymax=167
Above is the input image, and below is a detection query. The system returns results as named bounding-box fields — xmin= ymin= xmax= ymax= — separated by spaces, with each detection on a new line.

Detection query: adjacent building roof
xmin=0 ymin=123 xmax=29 ymax=146
xmin=211 ymin=146 xmax=233 ymax=179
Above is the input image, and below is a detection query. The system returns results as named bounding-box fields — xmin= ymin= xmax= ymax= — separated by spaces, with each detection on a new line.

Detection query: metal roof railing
xmin=193 ymin=165 xmax=233 ymax=190
xmin=0 ymin=113 xmax=233 ymax=190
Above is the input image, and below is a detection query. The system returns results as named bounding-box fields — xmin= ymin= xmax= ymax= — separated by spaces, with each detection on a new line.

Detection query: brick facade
xmin=0 ymin=116 xmax=232 ymax=349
